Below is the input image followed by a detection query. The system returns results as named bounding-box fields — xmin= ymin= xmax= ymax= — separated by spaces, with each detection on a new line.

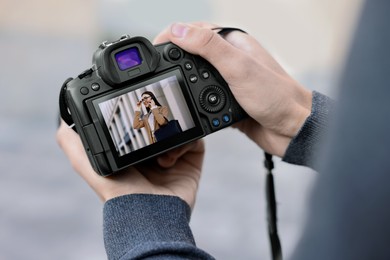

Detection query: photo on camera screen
xmin=98 ymin=71 xmax=196 ymax=156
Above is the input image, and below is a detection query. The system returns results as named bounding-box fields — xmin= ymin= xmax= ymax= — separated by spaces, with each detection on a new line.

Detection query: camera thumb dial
xmin=199 ymin=85 xmax=226 ymax=113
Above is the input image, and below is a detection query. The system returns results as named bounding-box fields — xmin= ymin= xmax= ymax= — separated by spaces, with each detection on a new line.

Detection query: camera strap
xmin=264 ymin=153 xmax=283 ymax=260
xmin=59 ymin=77 xmax=75 ymax=129
xmin=212 ymin=27 xmax=247 ymax=36
xmin=215 ymin=27 xmax=283 ymax=260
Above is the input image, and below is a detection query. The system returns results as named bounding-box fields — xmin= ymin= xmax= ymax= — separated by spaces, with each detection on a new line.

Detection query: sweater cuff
xmin=103 ymin=194 xmax=207 ymax=259
xmin=282 ymin=91 xmax=335 ymax=169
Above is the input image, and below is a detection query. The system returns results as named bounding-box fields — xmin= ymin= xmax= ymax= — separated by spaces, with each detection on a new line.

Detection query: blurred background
xmin=0 ymin=0 xmax=363 ymax=259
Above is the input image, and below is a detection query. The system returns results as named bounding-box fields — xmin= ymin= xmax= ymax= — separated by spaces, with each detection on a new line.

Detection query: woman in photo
xmin=133 ymin=91 xmax=168 ymax=144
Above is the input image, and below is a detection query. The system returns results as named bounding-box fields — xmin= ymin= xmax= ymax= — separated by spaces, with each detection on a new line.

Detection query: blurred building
xmin=99 ymin=91 xmax=148 ymax=156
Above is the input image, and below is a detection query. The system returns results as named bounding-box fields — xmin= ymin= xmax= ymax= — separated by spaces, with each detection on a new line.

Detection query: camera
xmin=60 ymin=34 xmax=246 ymax=176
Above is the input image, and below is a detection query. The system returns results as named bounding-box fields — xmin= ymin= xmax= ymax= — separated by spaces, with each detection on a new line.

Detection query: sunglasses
xmin=141 ymin=96 xmax=151 ymax=101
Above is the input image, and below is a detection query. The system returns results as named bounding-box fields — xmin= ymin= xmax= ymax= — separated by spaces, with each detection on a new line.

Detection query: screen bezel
xmin=90 ymin=68 xmax=204 ymax=169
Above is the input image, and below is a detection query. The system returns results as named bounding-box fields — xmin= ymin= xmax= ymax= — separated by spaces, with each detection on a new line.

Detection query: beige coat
xmin=133 ymin=106 xmax=168 ymax=144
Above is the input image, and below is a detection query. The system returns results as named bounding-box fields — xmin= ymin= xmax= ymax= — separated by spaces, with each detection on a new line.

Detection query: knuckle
xmin=196 ymin=29 xmax=218 ymax=55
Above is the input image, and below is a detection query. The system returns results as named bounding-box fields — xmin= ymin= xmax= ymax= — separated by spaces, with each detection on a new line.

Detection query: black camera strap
xmin=215 ymin=27 xmax=283 ymax=260
xmin=264 ymin=153 xmax=283 ymax=260
xmin=59 ymin=77 xmax=75 ymax=128
xmin=212 ymin=27 xmax=247 ymax=36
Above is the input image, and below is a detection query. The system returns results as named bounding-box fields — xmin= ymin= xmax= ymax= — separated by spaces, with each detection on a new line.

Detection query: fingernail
xmin=171 ymin=23 xmax=188 ymax=38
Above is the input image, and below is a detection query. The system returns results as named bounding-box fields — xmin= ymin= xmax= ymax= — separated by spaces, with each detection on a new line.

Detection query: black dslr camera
xmin=60 ymin=34 xmax=246 ymax=176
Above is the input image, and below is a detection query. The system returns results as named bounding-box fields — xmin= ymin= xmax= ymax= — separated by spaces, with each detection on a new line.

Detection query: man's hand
xmin=154 ymin=22 xmax=312 ymax=157
xmin=56 ymin=120 xmax=205 ymax=208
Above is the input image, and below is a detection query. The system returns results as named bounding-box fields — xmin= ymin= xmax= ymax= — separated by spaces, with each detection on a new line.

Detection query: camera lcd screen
xmin=115 ymin=47 xmax=142 ymax=70
xmin=92 ymin=69 xmax=204 ymax=167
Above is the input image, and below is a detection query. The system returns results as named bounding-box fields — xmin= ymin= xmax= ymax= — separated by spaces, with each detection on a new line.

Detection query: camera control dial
xmin=199 ymin=85 xmax=226 ymax=113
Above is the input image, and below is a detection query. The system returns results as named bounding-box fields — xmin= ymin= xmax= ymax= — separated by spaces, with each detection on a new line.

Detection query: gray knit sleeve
xmin=103 ymin=194 xmax=214 ymax=260
xmin=282 ymin=91 xmax=334 ymax=169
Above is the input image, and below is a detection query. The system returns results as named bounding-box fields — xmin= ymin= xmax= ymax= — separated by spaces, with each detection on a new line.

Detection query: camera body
xmin=62 ymin=35 xmax=246 ymax=176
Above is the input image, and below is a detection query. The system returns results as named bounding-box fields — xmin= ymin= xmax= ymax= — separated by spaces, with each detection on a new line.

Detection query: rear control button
xmin=91 ymin=83 xmax=100 ymax=91
xmin=212 ymin=118 xmax=220 ymax=127
xmin=189 ymin=74 xmax=198 ymax=83
xmin=222 ymin=114 xmax=231 ymax=123
xmin=185 ymin=62 xmax=193 ymax=70
xmin=80 ymin=87 xmax=89 ymax=95
xmin=168 ymin=48 xmax=181 ymax=60
xmin=208 ymin=93 xmax=219 ymax=104
xmin=201 ymin=71 xmax=210 ymax=79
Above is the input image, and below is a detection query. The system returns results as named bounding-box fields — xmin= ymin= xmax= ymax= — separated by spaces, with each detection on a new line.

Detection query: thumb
xmin=157 ymin=139 xmax=204 ymax=168
xmin=169 ymin=23 xmax=244 ymax=74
